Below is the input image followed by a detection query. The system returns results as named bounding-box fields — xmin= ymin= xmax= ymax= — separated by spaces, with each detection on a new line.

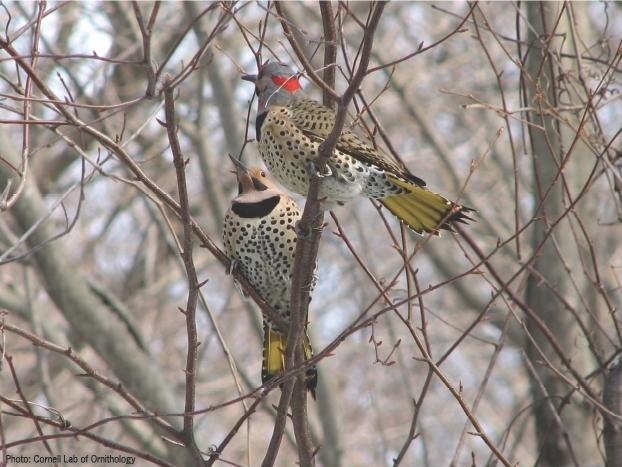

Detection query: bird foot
xmin=308 ymin=161 xmax=332 ymax=179
xmin=294 ymin=220 xmax=311 ymax=240
xmin=227 ymin=259 xmax=238 ymax=275
xmin=303 ymin=277 xmax=317 ymax=292
xmin=233 ymin=279 xmax=250 ymax=301
xmin=309 ymin=271 xmax=319 ymax=290
xmin=228 ymin=260 xmax=250 ymax=299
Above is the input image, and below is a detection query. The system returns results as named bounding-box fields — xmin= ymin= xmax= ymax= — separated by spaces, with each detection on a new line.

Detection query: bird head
xmin=229 ymin=155 xmax=282 ymax=204
xmin=242 ymin=61 xmax=302 ymax=114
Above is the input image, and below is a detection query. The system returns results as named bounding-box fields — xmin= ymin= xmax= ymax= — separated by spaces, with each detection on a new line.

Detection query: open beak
xmin=229 ymin=154 xmax=250 ymax=175
xmin=241 ymin=73 xmax=257 ymax=83
xmin=229 ymin=155 xmax=255 ymax=195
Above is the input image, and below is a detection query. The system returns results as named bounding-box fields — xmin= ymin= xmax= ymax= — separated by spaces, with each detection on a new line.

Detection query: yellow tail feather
xmin=381 ymin=175 xmax=461 ymax=235
xmin=262 ymin=323 xmax=317 ymax=397
xmin=263 ymin=326 xmax=286 ymax=379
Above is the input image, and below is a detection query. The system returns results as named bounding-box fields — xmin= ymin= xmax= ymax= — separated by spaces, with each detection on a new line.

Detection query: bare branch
xmin=163 ymin=82 xmax=203 ymax=464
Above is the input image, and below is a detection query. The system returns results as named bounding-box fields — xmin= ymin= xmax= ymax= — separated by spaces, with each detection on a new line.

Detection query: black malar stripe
xmin=255 ymin=112 xmax=267 ymax=141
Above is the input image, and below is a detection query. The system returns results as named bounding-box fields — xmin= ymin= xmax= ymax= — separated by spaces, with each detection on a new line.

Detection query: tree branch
xmin=163 ymin=83 xmax=203 ymax=465
xmin=262 ymin=3 xmax=387 ymax=466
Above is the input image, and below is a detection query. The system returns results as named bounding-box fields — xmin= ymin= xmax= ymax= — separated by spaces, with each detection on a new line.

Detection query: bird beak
xmin=229 ymin=154 xmax=250 ymax=175
xmin=241 ymin=73 xmax=257 ymax=83
xmin=229 ymin=155 xmax=255 ymax=195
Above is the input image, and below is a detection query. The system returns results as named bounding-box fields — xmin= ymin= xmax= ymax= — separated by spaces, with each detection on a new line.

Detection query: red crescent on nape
xmin=271 ymin=75 xmax=301 ymax=92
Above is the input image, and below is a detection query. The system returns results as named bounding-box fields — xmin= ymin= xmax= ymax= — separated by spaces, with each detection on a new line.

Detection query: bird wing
xmin=289 ymin=98 xmax=426 ymax=187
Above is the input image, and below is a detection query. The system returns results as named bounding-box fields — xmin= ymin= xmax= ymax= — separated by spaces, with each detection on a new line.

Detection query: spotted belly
xmin=259 ymin=113 xmax=405 ymax=205
xmin=223 ymin=212 xmax=298 ymax=323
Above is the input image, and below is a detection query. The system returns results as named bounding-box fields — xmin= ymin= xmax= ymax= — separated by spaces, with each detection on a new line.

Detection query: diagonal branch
xmin=0 ymin=34 xmax=288 ymax=333
xmin=275 ymin=2 xmax=339 ymax=100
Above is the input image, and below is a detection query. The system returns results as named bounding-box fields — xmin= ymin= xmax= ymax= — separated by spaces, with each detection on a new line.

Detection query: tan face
xmin=248 ymin=168 xmax=278 ymax=192
xmin=249 ymin=167 xmax=267 ymax=181
xmin=230 ymin=155 xmax=279 ymax=198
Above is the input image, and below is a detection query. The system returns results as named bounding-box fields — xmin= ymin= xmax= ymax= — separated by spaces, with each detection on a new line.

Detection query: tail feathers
xmin=381 ymin=175 xmax=475 ymax=235
xmin=262 ymin=323 xmax=317 ymax=399
xmin=262 ymin=324 xmax=286 ymax=383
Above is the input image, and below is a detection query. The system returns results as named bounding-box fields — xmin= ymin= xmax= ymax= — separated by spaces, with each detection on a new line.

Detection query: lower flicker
xmin=242 ymin=61 xmax=474 ymax=234
xmin=223 ymin=155 xmax=317 ymax=396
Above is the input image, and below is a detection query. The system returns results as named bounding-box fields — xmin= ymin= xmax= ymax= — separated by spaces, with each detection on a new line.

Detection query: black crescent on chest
xmin=255 ymin=112 xmax=268 ymax=142
xmin=231 ymin=196 xmax=280 ymax=218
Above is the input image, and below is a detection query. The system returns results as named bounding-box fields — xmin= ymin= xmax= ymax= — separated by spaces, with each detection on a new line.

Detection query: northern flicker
xmin=242 ymin=61 xmax=474 ymax=235
xmin=223 ymin=155 xmax=317 ymax=397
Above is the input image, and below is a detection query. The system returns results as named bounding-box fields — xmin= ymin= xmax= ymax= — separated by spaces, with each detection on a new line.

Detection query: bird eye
xmin=260 ymin=171 xmax=266 ymax=177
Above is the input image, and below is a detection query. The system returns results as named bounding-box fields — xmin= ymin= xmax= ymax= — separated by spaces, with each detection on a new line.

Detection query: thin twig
xmin=365 ymin=3 xmax=476 ymax=74
xmin=0 ymin=34 xmax=288 ymax=331
xmin=274 ymin=2 xmax=339 ymax=100
xmin=0 ymin=397 xmax=174 ymax=467
xmin=1 ymin=322 xmax=178 ymax=437
xmin=319 ymin=1 xmax=337 ymax=109
xmin=132 ymin=1 xmax=160 ymax=97
xmin=3 ymin=351 xmax=55 ymax=458
xmin=163 ymin=82 xmax=203 ymax=465
xmin=0 ymin=0 xmax=45 ymax=211
xmin=205 ymin=397 xmax=262 ymax=467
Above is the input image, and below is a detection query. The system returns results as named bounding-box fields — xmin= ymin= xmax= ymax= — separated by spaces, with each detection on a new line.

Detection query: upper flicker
xmin=242 ymin=61 xmax=474 ymax=235
xmin=223 ymin=155 xmax=317 ymax=397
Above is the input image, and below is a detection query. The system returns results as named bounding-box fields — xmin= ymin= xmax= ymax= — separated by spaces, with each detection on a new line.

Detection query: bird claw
xmin=228 ymin=260 xmax=250 ymax=299
xmin=233 ymin=279 xmax=250 ymax=300
xmin=309 ymin=271 xmax=319 ymax=290
xmin=294 ymin=220 xmax=311 ymax=239
xmin=227 ymin=259 xmax=238 ymax=275
xmin=308 ymin=161 xmax=332 ymax=179
xmin=303 ymin=277 xmax=316 ymax=293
